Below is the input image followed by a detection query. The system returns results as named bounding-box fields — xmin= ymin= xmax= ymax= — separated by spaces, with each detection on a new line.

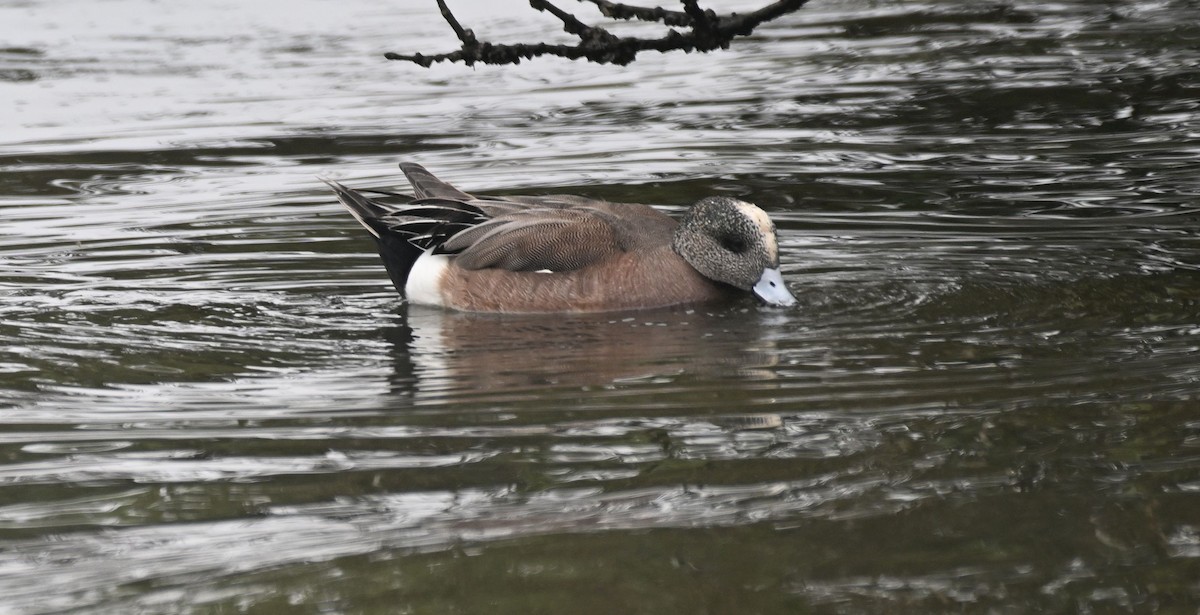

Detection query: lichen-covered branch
xmin=385 ymin=0 xmax=810 ymax=67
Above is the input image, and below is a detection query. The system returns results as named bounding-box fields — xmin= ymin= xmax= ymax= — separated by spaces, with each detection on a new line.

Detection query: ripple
xmin=3 ymin=0 xmax=1200 ymax=612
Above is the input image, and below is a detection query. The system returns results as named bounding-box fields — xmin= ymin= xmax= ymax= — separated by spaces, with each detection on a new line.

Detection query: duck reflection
xmin=384 ymin=303 xmax=784 ymax=403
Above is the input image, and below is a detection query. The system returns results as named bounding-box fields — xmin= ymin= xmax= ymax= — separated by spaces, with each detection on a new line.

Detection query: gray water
xmin=3 ymin=0 xmax=1200 ymax=612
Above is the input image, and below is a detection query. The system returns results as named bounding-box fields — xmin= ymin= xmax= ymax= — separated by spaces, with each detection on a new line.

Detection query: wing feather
xmin=332 ymin=164 xmax=659 ymax=275
xmin=399 ymin=162 xmax=474 ymax=201
xmin=444 ymin=209 xmax=623 ymax=272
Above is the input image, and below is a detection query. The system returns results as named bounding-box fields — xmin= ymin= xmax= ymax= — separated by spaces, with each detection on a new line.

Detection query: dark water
xmin=3 ymin=0 xmax=1200 ymax=612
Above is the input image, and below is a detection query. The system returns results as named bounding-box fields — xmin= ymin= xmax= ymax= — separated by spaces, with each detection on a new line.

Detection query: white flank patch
xmin=405 ymin=250 xmax=449 ymax=307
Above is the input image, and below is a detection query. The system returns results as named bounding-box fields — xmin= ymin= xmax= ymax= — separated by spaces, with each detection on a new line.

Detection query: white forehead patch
xmin=735 ymin=201 xmax=778 ymax=262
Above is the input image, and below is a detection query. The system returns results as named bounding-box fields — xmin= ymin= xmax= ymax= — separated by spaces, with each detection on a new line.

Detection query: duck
xmin=323 ymin=162 xmax=796 ymax=313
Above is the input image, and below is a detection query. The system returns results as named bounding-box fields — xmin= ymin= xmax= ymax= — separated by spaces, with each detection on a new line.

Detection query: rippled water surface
xmin=3 ymin=0 xmax=1200 ymax=612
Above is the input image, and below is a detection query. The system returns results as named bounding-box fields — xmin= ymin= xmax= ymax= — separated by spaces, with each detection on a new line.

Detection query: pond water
xmin=3 ymin=0 xmax=1200 ymax=612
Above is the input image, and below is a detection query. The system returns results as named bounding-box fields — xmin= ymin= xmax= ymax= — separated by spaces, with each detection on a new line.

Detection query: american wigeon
xmin=324 ymin=162 xmax=796 ymax=313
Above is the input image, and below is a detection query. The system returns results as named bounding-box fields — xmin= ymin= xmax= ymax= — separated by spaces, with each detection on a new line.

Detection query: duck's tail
xmin=323 ymin=170 xmax=487 ymax=295
xmin=321 ymin=178 xmax=395 ymax=239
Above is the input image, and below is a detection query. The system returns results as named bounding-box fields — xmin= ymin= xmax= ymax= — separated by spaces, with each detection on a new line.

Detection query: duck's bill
xmin=753 ymin=267 xmax=797 ymax=307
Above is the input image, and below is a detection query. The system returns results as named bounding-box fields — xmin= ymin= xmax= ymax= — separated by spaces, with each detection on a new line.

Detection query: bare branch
xmin=436 ymin=0 xmax=476 ymax=46
xmin=581 ymin=0 xmax=693 ymax=28
xmin=680 ymin=0 xmax=714 ymax=33
xmin=531 ymin=0 xmax=598 ymax=38
xmin=719 ymin=0 xmax=809 ymax=35
xmin=386 ymin=0 xmax=811 ymax=67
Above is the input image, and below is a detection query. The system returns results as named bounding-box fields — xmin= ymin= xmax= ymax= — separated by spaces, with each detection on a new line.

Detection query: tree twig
xmin=680 ymin=0 xmax=714 ymax=33
xmin=385 ymin=0 xmax=810 ymax=67
xmin=581 ymin=0 xmax=693 ymax=28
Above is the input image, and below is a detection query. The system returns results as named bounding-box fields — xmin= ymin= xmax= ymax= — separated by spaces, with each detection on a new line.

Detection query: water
xmin=2 ymin=0 xmax=1200 ymax=612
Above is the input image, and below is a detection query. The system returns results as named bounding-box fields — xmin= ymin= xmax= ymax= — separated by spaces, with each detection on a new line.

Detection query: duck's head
xmin=672 ymin=196 xmax=797 ymax=307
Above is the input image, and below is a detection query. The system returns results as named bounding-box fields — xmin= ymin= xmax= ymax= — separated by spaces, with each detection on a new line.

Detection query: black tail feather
xmin=324 ymin=172 xmax=490 ymax=294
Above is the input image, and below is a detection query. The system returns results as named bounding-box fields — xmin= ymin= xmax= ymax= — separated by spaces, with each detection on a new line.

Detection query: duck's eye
xmin=720 ymin=235 xmax=748 ymax=254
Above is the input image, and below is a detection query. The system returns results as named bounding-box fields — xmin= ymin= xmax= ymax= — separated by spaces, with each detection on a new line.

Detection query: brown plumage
xmin=325 ymin=162 xmax=796 ymax=313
